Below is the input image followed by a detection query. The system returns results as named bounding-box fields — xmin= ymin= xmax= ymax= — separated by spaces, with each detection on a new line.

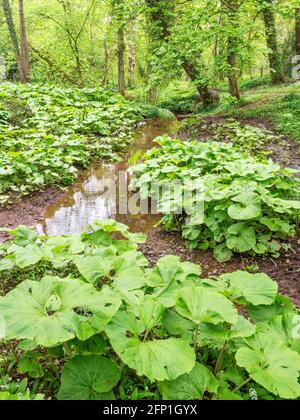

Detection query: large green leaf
xmin=248 ymin=294 xmax=294 ymax=323
xmin=105 ymin=311 xmax=195 ymax=381
xmin=228 ymin=193 xmax=261 ymax=220
xmin=200 ymin=316 xmax=256 ymax=345
xmin=175 ymin=286 xmax=238 ymax=325
xmin=0 ymin=276 xmax=119 ymax=347
xmin=57 ymin=356 xmax=120 ymax=400
xmin=158 ymin=363 xmax=218 ymax=400
xmin=146 ymin=255 xmax=199 ymax=307
xmin=226 ymin=223 xmax=256 ymax=252
xmin=236 ymin=333 xmax=300 ymax=399
xmin=14 ymin=244 xmax=44 ymax=268
xmin=218 ymin=271 xmax=278 ymax=306
xmin=74 ymin=255 xmax=116 ymax=285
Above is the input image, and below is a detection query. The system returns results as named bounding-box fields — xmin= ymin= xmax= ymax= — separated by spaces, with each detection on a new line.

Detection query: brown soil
xmin=0 ymin=187 xmax=64 ymax=241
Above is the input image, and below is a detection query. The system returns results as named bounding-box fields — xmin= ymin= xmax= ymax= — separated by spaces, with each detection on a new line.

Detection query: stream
xmin=35 ymin=119 xmax=179 ymax=236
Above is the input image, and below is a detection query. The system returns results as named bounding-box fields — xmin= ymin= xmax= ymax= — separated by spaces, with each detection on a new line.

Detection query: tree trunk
xmin=182 ymin=61 xmax=215 ymax=108
xmin=2 ymin=0 xmax=24 ymax=81
xmin=225 ymin=1 xmax=240 ymax=100
xmin=73 ymin=42 xmax=82 ymax=80
xmin=117 ymin=26 xmax=125 ymax=96
xmin=128 ymin=32 xmax=136 ymax=88
xmin=102 ymin=40 xmax=109 ymax=85
xmin=296 ymin=8 xmax=300 ymax=56
xmin=260 ymin=0 xmax=284 ymax=85
xmin=228 ymin=52 xmax=240 ymax=99
xmin=18 ymin=0 xmax=30 ymax=83
xmin=113 ymin=0 xmax=126 ymax=96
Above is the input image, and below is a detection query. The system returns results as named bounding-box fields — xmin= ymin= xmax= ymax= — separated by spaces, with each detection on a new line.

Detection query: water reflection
xmin=35 ymin=119 xmax=179 ymax=236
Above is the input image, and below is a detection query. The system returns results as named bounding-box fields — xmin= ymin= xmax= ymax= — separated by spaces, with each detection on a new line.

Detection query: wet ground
xmin=0 ymin=116 xmax=299 ymax=305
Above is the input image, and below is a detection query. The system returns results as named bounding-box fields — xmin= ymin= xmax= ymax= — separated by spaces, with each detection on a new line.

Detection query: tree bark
xmin=128 ymin=32 xmax=136 ymax=88
xmin=260 ymin=0 xmax=284 ymax=85
xmin=113 ymin=0 xmax=126 ymax=96
xmin=2 ymin=0 xmax=24 ymax=81
xmin=117 ymin=26 xmax=125 ymax=96
xmin=18 ymin=0 xmax=30 ymax=83
xmin=225 ymin=1 xmax=240 ymax=100
xmin=102 ymin=40 xmax=109 ymax=85
xmin=296 ymin=8 xmax=300 ymax=56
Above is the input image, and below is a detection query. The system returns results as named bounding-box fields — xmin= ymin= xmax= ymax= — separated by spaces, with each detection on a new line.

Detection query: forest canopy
xmin=0 ymin=0 xmax=299 ymax=106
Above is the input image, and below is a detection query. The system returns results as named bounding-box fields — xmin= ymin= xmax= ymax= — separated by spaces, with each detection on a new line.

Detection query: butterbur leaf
xmin=248 ymin=294 xmax=294 ymax=323
xmin=14 ymin=244 xmax=43 ymax=268
xmin=201 ymin=316 xmax=256 ymax=344
xmin=214 ymin=243 xmax=233 ymax=262
xmin=57 ymin=356 xmax=120 ymax=400
xmin=137 ymin=296 xmax=165 ymax=331
xmin=106 ymin=311 xmax=195 ymax=381
xmin=158 ymin=363 xmax=218 ymax=400
xmin=236 ymin=333 xmax=300 ymax=399
xmin=219 ymin=271 xmax=278 ymax=306
xmin=228 ymin=193 xmax=261 ymax=220
xmin=17 ymin=352 xmax=44 ymax=379
xmin=162 ymin=310 xmax=194 ymax=337
xmin=112 ymin=259 xmax=146 ymax=292
xmin=175 ymin=286 xmax=238 ymax=325
xmin=74 ymin=255 xmax=115 ymax=284
xmin=226 ymin=223 xmax=256 ymax=252
xmin=0 ymin=257 xmax=15 ymax=272
xmin=0 ymin=276 xmax=111 ymax=347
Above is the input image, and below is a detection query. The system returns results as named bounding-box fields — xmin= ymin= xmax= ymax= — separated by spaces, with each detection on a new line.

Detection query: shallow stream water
xmin=35 ymin=119 xmax=179 ymax=236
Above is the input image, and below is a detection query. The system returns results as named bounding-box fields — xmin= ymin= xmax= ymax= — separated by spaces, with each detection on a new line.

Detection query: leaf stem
xmin=233 ymin=377 xmax=252 ymax=393
xmin=214 ymin=341 xmax=227 ymax=376
xmin=194 ymin=324 xmax=199 ymax=353
xmin=63 ymin=342 xmax=73 ymax=357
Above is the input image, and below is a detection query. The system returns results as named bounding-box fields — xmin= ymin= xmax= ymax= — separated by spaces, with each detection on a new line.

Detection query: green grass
xmin=198 ymin=81 xmax=300 ymax=143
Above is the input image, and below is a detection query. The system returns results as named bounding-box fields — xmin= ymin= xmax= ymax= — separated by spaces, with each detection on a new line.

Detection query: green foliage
xmin=240 ymin=77 xmax=271 ymax=91
xmin=181 ymin=118 xmax=278 ymax=154
xmin=130 ymin=137 xmax=300 ymax=261
xmin=0 ymin=376 xmax=44 ymax=400
xmin=0 ymin=83 xmax=146 ymax=206
xmin=1 ymin=222 xmax=300 ymax=400
xmin=208 ymin=84 xmax=300 ymax=143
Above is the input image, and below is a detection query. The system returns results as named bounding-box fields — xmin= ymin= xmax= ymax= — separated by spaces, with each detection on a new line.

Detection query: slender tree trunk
xmin=260 ymin=66 xmax=264 ymax=77
xmin=102 ymin=40 xmax=109 ymax=85
xmin=260 ymin=0 xmax=284 ymax=85
xmin=73 ymin=42 xmax=82 ymax=80
xmin=117 ymin=26 xmax=125 ymax=96
xmin=2 ymin=0 xmax=24 ymax=81
xmin=227 ymin=52 xmax=240 ymax=99
xmin=296 ymin=8 xmax=300 ymax=56
xmin=18 ymin=0 xmax=30 ymax=83
xmin=128 ymin=31 xmax=136 ymax=88
xmin=225 ymin=1 xmax=240 ymax=100
xmin=113 ymin=0 xmax=126 ymax=96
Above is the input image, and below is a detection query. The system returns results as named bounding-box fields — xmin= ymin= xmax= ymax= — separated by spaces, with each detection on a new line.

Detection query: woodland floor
xmin=0 ymin=115 xmax=299 ymax=305
xmin=140 ymin=116 xmax=300 ymax=307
